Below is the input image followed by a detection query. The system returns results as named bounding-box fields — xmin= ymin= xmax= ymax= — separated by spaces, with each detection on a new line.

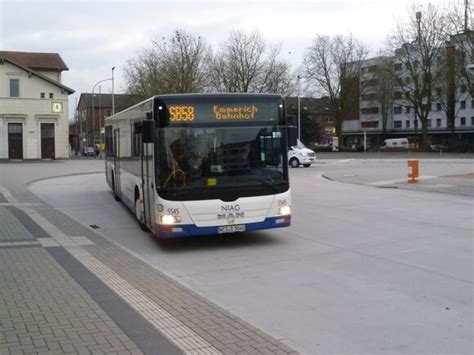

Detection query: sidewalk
xmin=0 ymin=161 xmax=298 ymax=355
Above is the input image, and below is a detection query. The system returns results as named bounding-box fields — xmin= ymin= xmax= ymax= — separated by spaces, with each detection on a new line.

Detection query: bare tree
xmin=373 ymin=57 xmax=396 ymax=139
xmin=446 ymin=1 xmax=473 ymax=96
xmin=303 ymin=34 xmax=368 ymax=138
xmin=124 ymin=30 xmax=211 ymax=98
xmin=389 ymin=4 xmax=451 ymax=149
xmin=209 ymin=30 xmax=295 ymax=95
xmin=430 ymin=2 xmax=473 ymax=139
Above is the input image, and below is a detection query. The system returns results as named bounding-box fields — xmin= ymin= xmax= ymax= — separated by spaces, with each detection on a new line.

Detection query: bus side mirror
xmin=142 ymin=119 xmax=155 ymax=143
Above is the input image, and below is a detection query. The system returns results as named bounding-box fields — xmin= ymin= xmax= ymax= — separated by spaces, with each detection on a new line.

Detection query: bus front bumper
xmin=157 ymin=215 xmax=291 ymax=238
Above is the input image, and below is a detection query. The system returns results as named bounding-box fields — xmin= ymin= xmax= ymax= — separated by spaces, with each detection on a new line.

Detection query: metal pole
xmin=363 ymin=130 xmax=367 ymax=152
xmin=465 ymin=0 xmax=469 ymax=31
xmin=98 ymin=86 xmax=102 ymax=144
xmin=297 ymin=75 xmax=301 ymax=141
xmin=112 ymin=67 xmax=115 ymax=115
xmin=92 ymin=94 xmax=95 ymax=148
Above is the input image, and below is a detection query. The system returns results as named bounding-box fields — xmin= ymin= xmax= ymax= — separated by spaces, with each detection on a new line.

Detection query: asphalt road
xmin=29 ymin=160 xmax=473 ymax=354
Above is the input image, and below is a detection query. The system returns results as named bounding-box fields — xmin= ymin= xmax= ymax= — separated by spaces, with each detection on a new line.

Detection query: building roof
xmin=0 ymin=51 xmax=69 ymax=71
xmin=0 ymin=56 xmax=74 ymax=94
xmin=77 ymin=93 xmax=142 ymax=110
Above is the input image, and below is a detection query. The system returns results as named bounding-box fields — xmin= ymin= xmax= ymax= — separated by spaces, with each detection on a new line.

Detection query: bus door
xmin=113 ymin=129 xmax=121 ymax=197
xmin=142 ymin=142 xmax=155 ymax=230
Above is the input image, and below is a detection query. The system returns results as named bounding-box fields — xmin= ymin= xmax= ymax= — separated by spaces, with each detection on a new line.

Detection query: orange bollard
xmin=407 ymin=160 xmax=419 ymax=183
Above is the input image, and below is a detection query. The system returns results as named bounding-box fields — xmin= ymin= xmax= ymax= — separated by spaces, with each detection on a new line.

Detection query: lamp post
xmin=297 ymin=74 xmax=301 ymax=141
xmin=112 ymin=67 xmax=115 ymax=115
xmin=91 ymin=70 xmax=114 ymax=144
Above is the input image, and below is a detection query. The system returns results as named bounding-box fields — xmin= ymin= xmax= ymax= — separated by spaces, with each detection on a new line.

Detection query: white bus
xmin=104 ymin=94 xmax=292 ymax=238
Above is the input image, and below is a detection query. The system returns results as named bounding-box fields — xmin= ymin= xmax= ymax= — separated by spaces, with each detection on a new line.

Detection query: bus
xmin=104 ymin=93 xmax=291 ymax=238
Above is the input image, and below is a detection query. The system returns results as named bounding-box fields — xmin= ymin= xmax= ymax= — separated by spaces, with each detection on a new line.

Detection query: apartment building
xmin=0 ymin=51 xmax=74 ymax=159
xmin=341 ymin=31 xmax=474 ymax=149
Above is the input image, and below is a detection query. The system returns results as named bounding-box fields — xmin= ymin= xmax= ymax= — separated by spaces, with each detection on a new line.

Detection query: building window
xmin=406 ymin=106 xmax=411 ymax=114
xmin=435 ymin=87 xmax=442 ymax=96
xmin=365 ymin=79 xmax=378 ymax=87
xmin=394 ymin=121 xmax=402 ymax=128
xmin=49 ymin=93 xmax=54 ymax=99
xmin=460 ymin=85 xmax=466 ymax=93
xmin=361 ymin=121 xmax=379 ymax=128
xmin=394 ymin=106 xmax=402 ymax=114
xmin=460 ymin=100 xmax=466 ymax=109
xmin=471 ymin=100 xmax=474 ymax=109
xmin=436 ymin=118 xmax=442 ymax=127
xmin=406 ymin=120 xmax=410 ymax=128
xmin=40 ymin=92 xmax=45 ymax=98
xmin=428 ymin=119 xmax=432 ymax=127
xmin=360 ymin=107 xmax=379 ymax=115
xmin=9 ymin=79 xmax=19 ymax=97
xmin=436 ymin=103 xmax=442 ymax=111
xmin=471 ymin=117 xmax=474 ymax=126
xmin=460 ymin=117 xmax=466 ymax=126
xmin=394 ymin=92 xmax=403 ymax=100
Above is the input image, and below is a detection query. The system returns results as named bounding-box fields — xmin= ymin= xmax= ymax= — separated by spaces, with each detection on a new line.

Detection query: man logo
xmin=217 ymin=212 xmax=244 ymax=224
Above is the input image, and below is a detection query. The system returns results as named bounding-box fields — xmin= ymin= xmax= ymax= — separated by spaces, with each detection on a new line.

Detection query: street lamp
xmin=297 ymin=74 xmax=301 ymax=140
xmin=91 ymin=70 xmax=115 ymax=144
xmin=112 ymin=67 xmax=115 ymax=115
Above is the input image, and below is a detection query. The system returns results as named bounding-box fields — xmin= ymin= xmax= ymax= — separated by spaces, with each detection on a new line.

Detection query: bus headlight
xmin=160 ymin=215 xmax=181 ymax=225
xmin=278 ymin=206 xmax=291 ymax=216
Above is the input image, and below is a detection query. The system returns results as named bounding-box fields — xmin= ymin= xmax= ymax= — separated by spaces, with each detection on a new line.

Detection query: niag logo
xmin=218 ymin=205 xmax=244 ymax=224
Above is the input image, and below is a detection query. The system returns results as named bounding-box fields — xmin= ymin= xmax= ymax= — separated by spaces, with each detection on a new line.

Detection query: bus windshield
xmin=156 ymin=125 xmax=288 ymax=201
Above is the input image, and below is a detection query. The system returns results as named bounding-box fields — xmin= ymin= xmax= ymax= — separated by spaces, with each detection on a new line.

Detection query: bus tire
xmin=135 ymin=189 xmax=148 ymax=231
xmin=290 ymin=158 xmax=300 ymax=168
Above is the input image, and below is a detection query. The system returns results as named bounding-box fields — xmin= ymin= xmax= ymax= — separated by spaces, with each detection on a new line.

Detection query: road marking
xmin=0 ymin=186 xmax=19 ymax=203
xmin=368 ymin=175 xmax=437 ymax=186
xmin=19 ymin=206 xmax=222 ymax=355
xmin=0 ymin=240 xmax=40 ymax=248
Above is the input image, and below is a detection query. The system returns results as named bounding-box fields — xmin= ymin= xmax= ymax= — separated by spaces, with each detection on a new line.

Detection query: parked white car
xmin=381 ymin=138 xmax=409 ymax=150
xmin=288 ymin=140 xmax=316 ymax=168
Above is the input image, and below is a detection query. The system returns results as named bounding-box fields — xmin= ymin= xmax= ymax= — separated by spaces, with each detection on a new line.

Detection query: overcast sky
xmin=1 ymin=0 xmax=452 ymax=118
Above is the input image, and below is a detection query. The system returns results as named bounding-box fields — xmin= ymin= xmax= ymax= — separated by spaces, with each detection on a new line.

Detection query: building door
xmin=8 ymin=123 xmax=23 ymax=159
xmin=41 ymin=123 xmax=55 ymax=159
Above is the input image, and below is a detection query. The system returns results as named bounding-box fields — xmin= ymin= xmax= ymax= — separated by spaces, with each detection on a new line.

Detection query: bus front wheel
xmin=135 ymin=191 xmax=148 ymax=231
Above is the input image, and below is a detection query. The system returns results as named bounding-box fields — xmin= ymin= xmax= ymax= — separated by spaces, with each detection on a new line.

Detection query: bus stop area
xmin=0 ymin=160 xmax=298 ymax=355
xmin=1 ymin=156 xmax=473 ymax=355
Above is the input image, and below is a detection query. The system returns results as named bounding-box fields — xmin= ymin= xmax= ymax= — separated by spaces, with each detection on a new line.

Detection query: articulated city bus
xmin=104 ymin=93 xmax=291 ymax=238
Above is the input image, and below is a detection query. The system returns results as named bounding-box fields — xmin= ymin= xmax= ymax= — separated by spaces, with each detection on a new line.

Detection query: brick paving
xmin=0 ymin=236 xmax=142 ymax=355
xmin=0 ymin=161 xmax=299 ymax=355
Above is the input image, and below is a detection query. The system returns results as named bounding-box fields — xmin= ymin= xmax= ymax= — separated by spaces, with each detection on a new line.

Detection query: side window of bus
xmin=132 ymin=122 xmax=142 ymax=157
xmin=105 ymin=126 xmax=113 ymax=157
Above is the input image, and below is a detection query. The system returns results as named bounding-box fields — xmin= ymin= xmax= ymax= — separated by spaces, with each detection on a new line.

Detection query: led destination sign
xmin=164 ymin=100 xmax=279 ymax=124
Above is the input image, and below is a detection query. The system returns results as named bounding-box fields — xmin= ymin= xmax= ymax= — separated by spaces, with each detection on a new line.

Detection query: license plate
xmin=218 ymin=225 xmax=246 ymax=234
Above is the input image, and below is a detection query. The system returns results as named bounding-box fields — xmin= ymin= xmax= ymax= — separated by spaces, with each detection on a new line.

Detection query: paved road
xmin=29 ymin=159 xmax=474 ymax=354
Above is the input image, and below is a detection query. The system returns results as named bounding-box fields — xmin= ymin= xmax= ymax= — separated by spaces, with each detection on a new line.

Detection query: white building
xmin=0 ymin=51 xmax=74 ymax=159
xmin=342 ymin=32 xmax=474 ymax=148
